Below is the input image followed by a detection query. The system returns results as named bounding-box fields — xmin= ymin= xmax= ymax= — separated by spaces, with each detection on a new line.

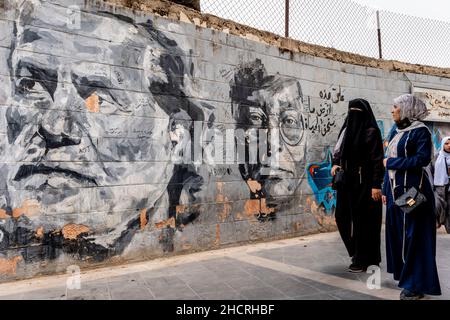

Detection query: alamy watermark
xmin=366 ymin=265 xmax=381 ymax=290
xmin=66 ymin=5 xmax=81 ymax=30
xmin=168 ymin=120 xmax=306 ymax=169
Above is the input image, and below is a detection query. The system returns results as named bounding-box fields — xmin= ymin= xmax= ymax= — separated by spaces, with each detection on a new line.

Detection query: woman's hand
xmin=372 ymin=189 xmax=382 ymax=201
xmin=383 ymin=158 xmax=388 ymax=167
xmin=382 ymin=195 xmax=387 ymax=205
xmin=331 ymin=165 xmax=341 ymax=177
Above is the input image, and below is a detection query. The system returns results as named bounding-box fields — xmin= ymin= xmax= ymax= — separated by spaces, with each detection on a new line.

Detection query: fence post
xmin=376 ymin=10 xmax=382 ymax=59
xmin=285 ymin=0 xmax=289 ymax=37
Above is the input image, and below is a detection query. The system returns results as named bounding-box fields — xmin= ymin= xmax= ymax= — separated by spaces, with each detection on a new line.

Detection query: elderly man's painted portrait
xmin=0 ymin=0 xmax=205 ymax=262
xmin=0 ymin=1 xmax=312 ymax=274
xmin=230 ymin=59 xmax=307 ymax=220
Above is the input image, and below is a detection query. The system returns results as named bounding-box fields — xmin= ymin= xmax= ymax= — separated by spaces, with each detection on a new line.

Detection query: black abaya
xmin=332 ymin=99 xmax=385 ymax=267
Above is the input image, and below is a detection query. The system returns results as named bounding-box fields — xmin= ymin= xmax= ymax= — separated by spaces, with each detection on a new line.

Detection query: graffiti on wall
xmin=303 ymin=85 xmax=344 ymax=137
xmin=0 ymin=0 xmax=344 ymax=275
xmin=303 ymin=85 xmax=346 ymax=214
xmin=414 ymin=87 xmax=450 ymax=122
xmin=426 ymin=122 xmax=449 ymax=154
xmin=306 ymin=150 xmax=335 ymax=214
xmin=431 ymin=125 xmax=443 ymax=151
xmin=0 ymin=0 xmax=208 ymax=264
xmin=230 ymin=59 xmax=307 ymax=221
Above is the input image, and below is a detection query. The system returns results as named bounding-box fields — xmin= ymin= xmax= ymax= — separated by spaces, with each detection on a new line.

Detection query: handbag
xmin=332 ymin=167 xmax=346 ymax=190
xmin=391 ymin=171 xmax=427 ymax=214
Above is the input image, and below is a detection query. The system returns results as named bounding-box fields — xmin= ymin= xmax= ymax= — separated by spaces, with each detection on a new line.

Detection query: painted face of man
xmin=2 ymin=2 xmax=175 ymax=244
xmin=238 ymin=78 xmax=306 ymax=204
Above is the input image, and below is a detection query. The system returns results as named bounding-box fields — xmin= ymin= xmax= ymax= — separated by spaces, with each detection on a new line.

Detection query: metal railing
xmin=201 ymin=0 xmax=450 ymax=68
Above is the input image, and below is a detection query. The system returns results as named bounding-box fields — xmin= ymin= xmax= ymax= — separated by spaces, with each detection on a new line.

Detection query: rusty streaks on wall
xmin=0 ymin=209 xmax=7 ymax=219
xmin=155 ymin=217 xmax=176 ymax=229
xmin=62 ymin=224 xmax=90 ymax=240
xmin=140 ymin=208 xmax=148 ymax=230
xmin=246 ymin=180 xmax=262 ymax=194
xmin=0 ymin=256 xmax=22 ymax=275
xmin=215 ymin=224 xmax=220 ymax=246
xmin=35 ymin=226 xmax=44 ymax=239
xmin=85 ymin=93 xmax=100 ymax=113
xmin=12 ymin=200 xmax=40 ymax=219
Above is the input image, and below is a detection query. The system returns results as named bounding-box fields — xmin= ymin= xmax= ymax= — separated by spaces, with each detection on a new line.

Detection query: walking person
xmin=433 ymin=136 xmax=450 ymax=233
xmin=331 ymin=99 xmax=384 ymax=273
xmin=382 ymin=94 xmax=441 ymax=300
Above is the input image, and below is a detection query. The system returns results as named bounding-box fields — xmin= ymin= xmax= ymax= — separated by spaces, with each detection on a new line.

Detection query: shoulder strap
xmin=388 ymin=178 xmax=396 ymax=201
xmin=419 ymin=170 xmax=424 ymax=191
xmin=391 ymin=170 xmax=424 ymax=199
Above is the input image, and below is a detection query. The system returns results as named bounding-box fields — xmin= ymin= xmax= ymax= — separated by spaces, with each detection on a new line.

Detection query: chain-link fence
xmin=201 ymin=0 xmax=450 ymax=68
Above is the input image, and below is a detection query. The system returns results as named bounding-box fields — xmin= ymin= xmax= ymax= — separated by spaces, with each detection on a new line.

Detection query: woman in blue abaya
xmin=382 ymin=94 xmax=441 ymax=300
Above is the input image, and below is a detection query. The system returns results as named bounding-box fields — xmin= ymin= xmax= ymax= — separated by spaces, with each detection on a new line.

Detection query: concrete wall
xmin=0 ymin=0 xmax=449 ymax=281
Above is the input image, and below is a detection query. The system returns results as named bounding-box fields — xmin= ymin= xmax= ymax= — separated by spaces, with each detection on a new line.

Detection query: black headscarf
xmin=338 ymin=99 xmax=379 ymax=167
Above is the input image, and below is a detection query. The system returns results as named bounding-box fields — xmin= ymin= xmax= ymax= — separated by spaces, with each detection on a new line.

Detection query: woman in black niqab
xmin=332 ymin=99 xmax=385 ymax=272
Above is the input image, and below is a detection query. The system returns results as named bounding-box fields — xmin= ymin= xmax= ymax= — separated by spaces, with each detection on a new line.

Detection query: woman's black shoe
xmin=400 ymin=289 xmax=424 ymax=300
xmin=348 ymin=263 xmax=367 ymax=273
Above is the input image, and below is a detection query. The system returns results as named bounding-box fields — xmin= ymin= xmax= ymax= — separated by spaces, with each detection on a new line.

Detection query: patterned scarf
xmin=387 ymin=121 xmax=429 ymax=185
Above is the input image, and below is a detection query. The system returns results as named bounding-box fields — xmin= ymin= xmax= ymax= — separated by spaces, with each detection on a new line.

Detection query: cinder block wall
xmin=0 ymin=0 xmax=449 ymax=281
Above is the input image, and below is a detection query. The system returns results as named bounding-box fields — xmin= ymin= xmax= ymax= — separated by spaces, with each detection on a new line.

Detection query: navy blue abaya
xmin=383 ymin=126 xmax=441 ymax=295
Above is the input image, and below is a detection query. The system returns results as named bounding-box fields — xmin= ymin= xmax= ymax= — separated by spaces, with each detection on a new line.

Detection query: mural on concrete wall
xmin=305 ymin=85 xmax=342 ymax=137
xmin=0 ymin=0 xmax=208 ymax=267
xmin=414 ymin=87 xmax=450 ymax=122
xmin=230 ymin=59 xmax=307 ymax=221
xmin=302 ymin=84 xmax=346 ymax=214
xmin=306 ymin=149 xmax=335 ymax=213
xmin=425 ymin=122 xmax=450 ymax=155
xmin=431 ymin=125 xmax=443 ymax=152
xmin=0 ymin=0 xmax=344 ymax=276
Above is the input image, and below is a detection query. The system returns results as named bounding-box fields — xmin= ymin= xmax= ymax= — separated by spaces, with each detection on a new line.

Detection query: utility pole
xmin=285 ymin=0 xmax=290 ymax=37
xmin=377 ymin=10 xmax=382 ymax=59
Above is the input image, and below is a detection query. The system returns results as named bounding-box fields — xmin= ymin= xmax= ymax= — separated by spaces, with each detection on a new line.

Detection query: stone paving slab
xmin=0 ymin=230 xmax=447 ymax=300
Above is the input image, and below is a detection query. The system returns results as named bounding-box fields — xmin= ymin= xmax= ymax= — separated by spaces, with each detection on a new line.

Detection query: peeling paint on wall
xmin=0 ymin=0 xmax=448 ymax=281
xmin=12 ymin=200 xmax=40 ymax=219
xmin=0 ymin=256 xmax=22 ymax=275
xmin=62 ymin=224 xmax=90 ymax=240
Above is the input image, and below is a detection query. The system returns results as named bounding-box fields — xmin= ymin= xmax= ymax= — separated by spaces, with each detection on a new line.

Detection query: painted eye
xmin=250 ymin=114 xmax=262 ymax=122
xmin=283 ymin=116 xmax=298 ymax=127
xmin=16 ymin=77 xmax=45 ymax=94
xmin=280 ymin=113 xmax=303 ymax=146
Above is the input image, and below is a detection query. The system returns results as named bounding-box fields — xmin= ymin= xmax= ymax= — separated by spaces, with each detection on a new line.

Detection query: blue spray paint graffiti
xmin=376 ymin=120 xmax=385 ymax=140
xmin=306 ymin=149 xmax=336 ymax=214
xmin=307 ymin=121 xmax=384 ymax=214
xmin=376 ymin=119 xmax=393 ymax=156
xmin=427 ymin=123 xmax=442 ymax=152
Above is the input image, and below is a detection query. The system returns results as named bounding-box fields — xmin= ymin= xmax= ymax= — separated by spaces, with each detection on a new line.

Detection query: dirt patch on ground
xmin=102 ymin=0 xmax=450 ymax=79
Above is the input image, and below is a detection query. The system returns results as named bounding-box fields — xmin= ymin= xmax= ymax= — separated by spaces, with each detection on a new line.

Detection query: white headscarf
xmin=434 ymin=136 xmax=450 ymax=186
xmin=394 ymin=94 xmax=429 ymax=121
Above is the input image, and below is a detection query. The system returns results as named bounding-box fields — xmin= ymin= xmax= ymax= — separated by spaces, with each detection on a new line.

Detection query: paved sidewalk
xmin=0 ymin=230 xmax=448 ymax=300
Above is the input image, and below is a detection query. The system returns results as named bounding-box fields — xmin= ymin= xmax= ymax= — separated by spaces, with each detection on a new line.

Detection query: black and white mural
xmin=230 ymin=59 xmax=307 ymax=221
xmin=0 ymin=0 xmax=341 ymax=278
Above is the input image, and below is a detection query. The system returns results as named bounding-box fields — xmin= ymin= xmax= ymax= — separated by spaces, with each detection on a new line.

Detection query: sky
xmin=351 ymin=0 xmax=450 ymax=23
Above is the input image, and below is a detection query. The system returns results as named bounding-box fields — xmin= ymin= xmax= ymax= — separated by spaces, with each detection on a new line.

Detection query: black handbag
xmin=392 ymin=171 xmax=427 ymax=214
xmin=332 ymin=168 xmax=346 ymax=190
